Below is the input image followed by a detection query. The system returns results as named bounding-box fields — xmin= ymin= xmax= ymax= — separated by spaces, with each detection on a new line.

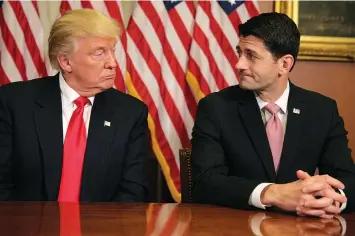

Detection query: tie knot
xmin=264 ymin=103 xmax=280 ymax=115
xmin=74 ymin=96 xmax=90 ymax=109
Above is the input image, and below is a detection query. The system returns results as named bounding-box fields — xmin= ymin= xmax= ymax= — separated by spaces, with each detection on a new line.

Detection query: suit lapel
xmin=80 ymin=89 xmax=120 ymax=200
xmin=33 ymin=76 xmax=63 ymax=200
xmin=277 ymin=84 xmax=307 ymax=180
xmin=236 ymin=90 xmax=277 ymax=181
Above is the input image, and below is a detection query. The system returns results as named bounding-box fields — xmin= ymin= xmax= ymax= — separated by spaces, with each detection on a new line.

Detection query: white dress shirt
xmin=59 ymin=73 xmax=95 ymax=142
xmin=248 ymin=82 xmax=346 ymax=212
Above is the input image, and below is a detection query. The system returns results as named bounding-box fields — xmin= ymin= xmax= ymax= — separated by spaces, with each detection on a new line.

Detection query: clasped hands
xmin=261 ymin=170 xmax=347 ymax=218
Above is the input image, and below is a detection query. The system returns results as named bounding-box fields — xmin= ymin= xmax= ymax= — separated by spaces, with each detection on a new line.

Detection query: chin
xmin=101 ymin=79 xmax=115 ymax=89
xmin=239 ymin=81 xmax=254 ymax=90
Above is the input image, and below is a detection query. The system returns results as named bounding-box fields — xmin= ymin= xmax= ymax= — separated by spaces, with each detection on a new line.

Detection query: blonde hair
xmin=48 ymin=9 xmax=121 ymax=70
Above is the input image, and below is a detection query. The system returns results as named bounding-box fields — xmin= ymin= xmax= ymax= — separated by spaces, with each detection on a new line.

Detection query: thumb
xmin=297 ymin=170 xmax=311 ymax=180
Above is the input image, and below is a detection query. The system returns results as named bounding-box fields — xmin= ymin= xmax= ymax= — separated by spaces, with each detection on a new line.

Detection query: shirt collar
xmin=59 ymin=73 xmax=94 ymax=106
xmin=255 ymin=81 xmax=290 ymax=114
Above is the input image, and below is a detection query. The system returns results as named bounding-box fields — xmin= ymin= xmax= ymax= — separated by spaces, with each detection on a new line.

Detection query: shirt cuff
xmin=338 ymin=188 xmax=347 ymax=212
xmin=249 ymin=213 xmax=269 ymax=236
xmin=248 ymin=183 xmax=274 ymax=209
xmin=334 ymin=215 xmax=347 ymax=236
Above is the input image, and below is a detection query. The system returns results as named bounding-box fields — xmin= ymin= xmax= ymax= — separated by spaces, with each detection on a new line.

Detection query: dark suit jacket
xmin=191 ymin=82 xmax=355 ymax=212
xmin=0 ymin=74 xmax=149 ymax=202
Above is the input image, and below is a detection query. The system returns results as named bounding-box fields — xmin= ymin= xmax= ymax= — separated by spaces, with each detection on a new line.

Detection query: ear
xmin=57 ymin=53 xmax=72 ymax=73
xmin=278 ymin=54 xmax=294 ymax=75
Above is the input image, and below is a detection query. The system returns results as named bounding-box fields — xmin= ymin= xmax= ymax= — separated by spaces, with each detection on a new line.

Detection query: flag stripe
xmin=245 ymin=1 xmax=259 ymax=19
xmin=32 ymin=0 xmax=40 ymax=16
xmin=187 ymin=57 xmax=211 ymax=96
xmin=60 ymin=1 xmax=71 ymax=15
xmin=0 ymin=51 xmax=11 ymax=85
xmin=171 ymin=3 xmax=194 ymax=52
xmin=11 ymin=1 xmax=47 ymax=77
xmin=236 ymin=3 xmax=251 ymax=23
xmin=126 ymin=39 xmax=181 ymax=191
xmin=80 ymin=0 xmax=93 ymax=9
xmin=193 ymin=24 xmax=227 ymax=90
xmin=126 ymin=71 xmax=181 ymax=202
xmin=129 ymin=13 xmax=190 ymax=149
xmin=148 ymin=2 xmax=195 ymax=133
xmin=104 ymin=1 xmax=127 ymax=92
xmin=0 ymin=29 xmax=22 ymax=83
xmin=228 ymin=10 xmax=243 ymax=34
xmin=0 ymin=5 xmax=27 ymax=81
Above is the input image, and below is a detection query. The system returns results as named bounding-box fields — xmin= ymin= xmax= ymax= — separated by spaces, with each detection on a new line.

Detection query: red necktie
xmin=60 ymin=202 xmax=82 ymax=236
xmin=264 ymin=103 xmax=284 ymax=172
xmin=58 ymin=96 xmax=89 ymax=202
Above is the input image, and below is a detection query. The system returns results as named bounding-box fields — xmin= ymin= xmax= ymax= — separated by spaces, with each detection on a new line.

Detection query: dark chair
xmin=179 ymin=148 xmax=192 ymax=203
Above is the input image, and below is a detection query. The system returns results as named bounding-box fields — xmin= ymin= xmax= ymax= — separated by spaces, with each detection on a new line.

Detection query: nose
xmin=105 ymin=50 xmax=117 ymax=69
xmin=235 ymin=55 xmax=248 ymax=71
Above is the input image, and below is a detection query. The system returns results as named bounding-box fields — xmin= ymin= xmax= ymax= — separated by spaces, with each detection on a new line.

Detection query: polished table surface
xmin=1 ymin=202 xmax=355 ymax=235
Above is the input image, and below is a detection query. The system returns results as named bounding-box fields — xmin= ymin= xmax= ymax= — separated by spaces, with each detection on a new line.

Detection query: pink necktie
xmin=264 ymin=103 xmax=284 ymax=172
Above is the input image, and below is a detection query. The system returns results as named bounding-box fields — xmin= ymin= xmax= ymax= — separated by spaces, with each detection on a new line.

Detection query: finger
xmin=323 ymin=175 xmax=345 ymax=190
xmin=297 ymin=170 xmax=311 ymax=180
xmin=320 ymin=214 xmax=335 ymax=219
xmin=302 ymin=181 xmax=331 ymax=193
xmin=319 ymin=218 xmax=338 ymax=224
xmin=313 ymin=189 xmax=347 ymax=204
xmin=304 ymin=197 xmax=334 ymax=209
xmin=322 ymin=204 xmax=342 ymax=215
xmin=296 ymin=206 xmax=326 ymax=217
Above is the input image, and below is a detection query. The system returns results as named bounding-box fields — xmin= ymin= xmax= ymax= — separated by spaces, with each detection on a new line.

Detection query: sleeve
xmin=191 ymin=96 xmax=262 ymax=210
xmin=0 ymin=86 xmax=15 ymax=200
xmin=115 ymin=104 xmax=149 ymax=202
xmin=318 ymin=99 xmax=355 ymax=212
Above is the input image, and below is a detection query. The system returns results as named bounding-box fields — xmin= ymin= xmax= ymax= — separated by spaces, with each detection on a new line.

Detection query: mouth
xmin=103 ymin=74 xmax=116 ymax=80
xmin=239 ymin=74 xmax=253 ymax=79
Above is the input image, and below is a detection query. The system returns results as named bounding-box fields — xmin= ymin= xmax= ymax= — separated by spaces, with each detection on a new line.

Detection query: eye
xmin=236 ymin=50 xmax=241 ymax=57
xmin=246 ymin=52 xmax=257 ymax=60
xmin=93 ymin=49 xmax=105 ymax=56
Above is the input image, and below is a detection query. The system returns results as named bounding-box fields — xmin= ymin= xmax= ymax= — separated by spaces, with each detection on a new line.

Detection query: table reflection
xmin=146 ymin=203 xmax=191 ymax=236
xmin=249 ymin=212 xmax=345 ymax=236
xmin=0 ymin=202 xmax=351 ymax=235
xmin=56 ymin=202 xmax=192 ymax=236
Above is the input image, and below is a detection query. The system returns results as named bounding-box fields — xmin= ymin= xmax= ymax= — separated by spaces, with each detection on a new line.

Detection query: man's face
xmin=236 ymin=35 xmax=281 ymax=92
xmin=67 ymin=36 xmax=117 ymax=93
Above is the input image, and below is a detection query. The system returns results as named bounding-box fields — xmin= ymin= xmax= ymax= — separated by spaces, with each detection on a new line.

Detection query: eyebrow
xmin=236 ymin=46 xmax=260 ymax=57
xmin=92 ymin=47 xmax=106 ymax=51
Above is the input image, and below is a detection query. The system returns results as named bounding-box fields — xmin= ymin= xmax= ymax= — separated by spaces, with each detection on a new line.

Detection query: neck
xmin=63 ymin=74 xmax=99 ymax=97
xmin=256 ymin=79 xmax=288 ymax=102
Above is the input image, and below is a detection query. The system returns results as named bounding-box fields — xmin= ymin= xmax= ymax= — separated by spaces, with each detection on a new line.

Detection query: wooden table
xmin=0 ymin=202 xmax=354 ymax=235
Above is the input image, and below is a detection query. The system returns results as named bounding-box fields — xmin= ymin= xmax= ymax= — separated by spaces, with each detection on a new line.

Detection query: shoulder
xmin=0 ymin=75 xmax=57 ymax=101
xmin=291 ymin=83 xmax=336 ymax=108
xmin=101 ymin=88 xmax=148 ymax=111
xmin=198 ymin=85 xmax=253 ymax=109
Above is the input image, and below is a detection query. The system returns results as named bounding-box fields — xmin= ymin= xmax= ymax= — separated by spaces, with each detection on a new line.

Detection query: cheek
xmin=88 ymin=63 xmax=105 ymax=75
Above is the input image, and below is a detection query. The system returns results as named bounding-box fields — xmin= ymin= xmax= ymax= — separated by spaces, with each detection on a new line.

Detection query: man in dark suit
xmin=0 ymin=9 xmax=148 ymax=202
xmin=191 ymin=12 xmax=355 ymax=217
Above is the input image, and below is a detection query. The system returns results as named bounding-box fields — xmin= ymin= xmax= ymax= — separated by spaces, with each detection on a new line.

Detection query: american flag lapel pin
xmin=293 ymin=108 xmax=300 ymax=114
xmin=104 ymin=121 xmax=111 ymax=127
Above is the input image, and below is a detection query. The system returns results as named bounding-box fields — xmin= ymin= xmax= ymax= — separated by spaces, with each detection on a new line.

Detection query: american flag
xmin=0 ymin=0 xmax=47 ymax=85
xmin=126 ymin=0 xmax=196 ymax=203
xmin=0 ymin=0 xmax=259 ymax=202
xmin=187 ymin=0 xmax=259 ymax=100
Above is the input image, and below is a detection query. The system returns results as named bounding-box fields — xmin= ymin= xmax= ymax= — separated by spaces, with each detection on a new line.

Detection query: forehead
xmin=77 ymin=36 xmax=117 ymax=50
xmin=237 ymin=35 xmax=267 ymax=53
